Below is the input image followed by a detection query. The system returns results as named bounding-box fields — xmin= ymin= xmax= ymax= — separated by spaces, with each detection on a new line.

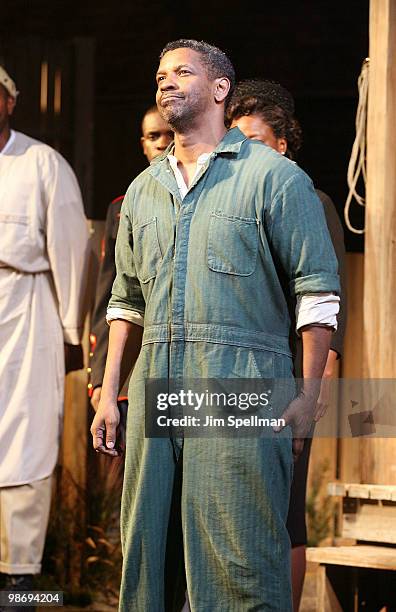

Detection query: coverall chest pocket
xmin=207 ymin=211 xmax=259 ymax=276
xmin=132 ymin=217 xmax=163 ymax=283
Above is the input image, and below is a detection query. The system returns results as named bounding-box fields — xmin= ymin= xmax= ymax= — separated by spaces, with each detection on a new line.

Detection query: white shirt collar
xmin=167 ymin=149 xmax=212 ymax=200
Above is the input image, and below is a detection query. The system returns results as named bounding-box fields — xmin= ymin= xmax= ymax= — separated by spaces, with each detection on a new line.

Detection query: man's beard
xmin=158 ymin=92 xmax=206 ymax=133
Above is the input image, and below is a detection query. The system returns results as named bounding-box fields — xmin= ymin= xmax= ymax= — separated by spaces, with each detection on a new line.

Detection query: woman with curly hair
xmin=226 ymin=79 xmax=303 ymax=160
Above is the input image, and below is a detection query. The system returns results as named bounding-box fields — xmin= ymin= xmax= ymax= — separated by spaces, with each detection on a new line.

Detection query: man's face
xmin=141 ymin=111 xmax=173 ymax=162
xmin=0 ymin=84 xmax=15 ymax=134
xmin=231 ymin=114 xmax=287 ymax=154
xmin=155 ymin=48 xmax=214 ymax=132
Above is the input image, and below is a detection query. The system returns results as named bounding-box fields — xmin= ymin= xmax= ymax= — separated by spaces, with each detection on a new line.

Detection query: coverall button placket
xmin=168 ymin=165 xmax=212 ymax=340
xmin=169 ymin=169 xmax=212 ymax=440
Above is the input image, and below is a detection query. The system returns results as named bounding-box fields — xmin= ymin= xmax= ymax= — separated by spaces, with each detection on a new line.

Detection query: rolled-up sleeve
xmin=108 ymin=189 xmax=146 ymax=318
xmin=267 ymin=172 xmax=340 ymax=297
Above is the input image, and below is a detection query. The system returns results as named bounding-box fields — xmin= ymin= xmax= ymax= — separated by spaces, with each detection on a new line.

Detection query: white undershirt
xmin=167 ymin=151 xmax=211 ymax=199
xmin=107 ymin=152 xmax=339 ymax=331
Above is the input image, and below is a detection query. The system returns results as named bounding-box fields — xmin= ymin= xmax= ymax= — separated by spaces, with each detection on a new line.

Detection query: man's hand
xmin=90 ymin=398 xmax=120 ymax=456
xmin=314 ymin=348 xmax=338 ymax=421
xmin=90 ymin=319 xmax=141 ymax=457
xmin=274 ymin=389 xmax=318 ymax=461
xmin=314 ymin=377 xmax=331 ymax=421
xmin=90 ymin=386 xmax=102 ymax=412
xmin=278 ymin=325 xmax=333 ymax=460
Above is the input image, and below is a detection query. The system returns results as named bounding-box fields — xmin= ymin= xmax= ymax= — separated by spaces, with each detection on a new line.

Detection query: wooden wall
xmin=308 ymin=248 xmax=396 ymax=533
xmin=338 ymin=253 xmax=365 ymax=485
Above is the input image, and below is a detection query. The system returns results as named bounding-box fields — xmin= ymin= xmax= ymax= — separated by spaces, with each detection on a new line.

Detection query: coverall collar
xmin=148 ymin=127 xmax=247 ymax=169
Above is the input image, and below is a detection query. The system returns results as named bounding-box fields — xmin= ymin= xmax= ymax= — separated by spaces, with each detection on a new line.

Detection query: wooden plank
xmin=365 ymin=0 xmax=396 ymax=377
xmin=343 ymin=502 xmax=396 ymax=544
xmin=347 ymin=485 xmax=370 ymax=499
xmin=338 ymin=253 xmax=364 ymax=486
xmin=333 ymin=537 xmax=357 ymax=547
xmin=340 ymin=254 xmax=364 ymax=381
xmin=362 ymin=0 xmax=396 ymax=484
xmin=307 ymin=545 xmax=396 ymax=571
xmin=308 ymin=438 xmax=338 ymax=493
xmin=316 ymin=565 xmax=327 ymax=612
xmin=368 ymin=486 xmax=396 ymax=500
xmin=328 ymin=482 xmax=396 ymax=499
xmin=327 ymin=482 xmax=346 ymax=497
xmin=325 ymin=574 xmax=343 ymax=612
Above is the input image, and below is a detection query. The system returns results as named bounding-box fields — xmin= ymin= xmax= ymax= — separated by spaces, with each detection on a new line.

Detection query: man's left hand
xmin=274 ymin=390 xmax=318 ymax=461
xmin=314 ymin=376 xmax=331 ymax=421
xmin=314 ymin=349 xmax=338 ymax=421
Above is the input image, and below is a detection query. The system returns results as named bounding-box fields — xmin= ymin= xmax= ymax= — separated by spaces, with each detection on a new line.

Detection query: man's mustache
xmin=159 ymin=93 xmax=185 ymax=104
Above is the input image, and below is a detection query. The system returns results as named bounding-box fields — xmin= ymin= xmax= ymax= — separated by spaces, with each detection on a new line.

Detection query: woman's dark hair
xmin=226 ymin=79 xmax=303 ymax=160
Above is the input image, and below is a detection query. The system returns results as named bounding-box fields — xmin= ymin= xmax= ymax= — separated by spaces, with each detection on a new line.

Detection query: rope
xmin=344 ymin=58 xmax=369 ymax=235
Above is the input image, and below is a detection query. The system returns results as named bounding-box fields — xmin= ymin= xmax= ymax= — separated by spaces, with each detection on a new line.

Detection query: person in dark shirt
xmin=89 ymin=106 xmax=173 ymax=410
xmin=226 ymin=79 xmax=347 ymax=612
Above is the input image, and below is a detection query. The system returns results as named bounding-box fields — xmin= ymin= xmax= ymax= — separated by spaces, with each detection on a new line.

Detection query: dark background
xmin=0 ymin=0 xmax=368 ymax=250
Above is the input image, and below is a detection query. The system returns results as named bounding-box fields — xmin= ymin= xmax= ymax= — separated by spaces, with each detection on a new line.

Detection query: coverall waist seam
xmin=141 ymin=323 xmax=292 ymax=356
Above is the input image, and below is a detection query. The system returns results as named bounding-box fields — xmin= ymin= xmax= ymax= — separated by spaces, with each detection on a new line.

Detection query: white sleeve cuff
xmin=106 ymin=307 xmax=144 ymax=327
xmin=296 ymin=293 xmax=340 ymax=333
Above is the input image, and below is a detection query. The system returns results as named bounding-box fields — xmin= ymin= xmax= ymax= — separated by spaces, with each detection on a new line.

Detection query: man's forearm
xmin=101 ymin=320 xmax=142 ymax=401
xmin=323 ymin=348 xmax=338 ymax=378
xmin=300 ymin=325 xmax=333 ymax=398
xmin=119 ymin=323 xmax=143 ymax=391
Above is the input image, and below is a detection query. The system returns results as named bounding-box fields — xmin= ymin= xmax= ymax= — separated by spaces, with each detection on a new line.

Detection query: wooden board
xmin=307 ymin=545 xmax=396 ymax=571
xmin=343 ymin=502 xmax=396 ymax=544
xmin=362 ymin=0 xmax=396 ymax=484
xmin=328 ymin=482 xmax=396 ymax=501
xmin=338 ymin=253 xmax=364 ymax=486
xmin=316 ymin=565 xmax=343 ymax=612
xmin=341 ymin=253 xmax=365 ymax=382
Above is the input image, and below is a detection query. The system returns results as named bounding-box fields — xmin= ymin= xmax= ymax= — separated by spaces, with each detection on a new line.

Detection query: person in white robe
xmin=0 ymin=66 xmax=89 ymax=594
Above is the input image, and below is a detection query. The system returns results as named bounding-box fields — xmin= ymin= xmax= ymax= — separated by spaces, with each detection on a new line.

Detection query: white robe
xmin=0 ymin=131 xmax=89 ymax=486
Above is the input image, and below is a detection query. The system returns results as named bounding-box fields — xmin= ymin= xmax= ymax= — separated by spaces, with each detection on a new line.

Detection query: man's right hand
xmin=90 ymin=397 xmax=120 ymax=456
xmin=90 ymin=386 xmax=102 ymax=412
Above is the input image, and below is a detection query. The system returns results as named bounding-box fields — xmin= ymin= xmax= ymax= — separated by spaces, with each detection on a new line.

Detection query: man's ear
xmin=7 ymin=96 xmax=16 ymax=116
xmin=213 ymin=77 xmax=230 ymax=104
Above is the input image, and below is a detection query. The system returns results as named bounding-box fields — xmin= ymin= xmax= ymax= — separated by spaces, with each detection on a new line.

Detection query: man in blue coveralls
xmin=91 ymin=40 xmax=340 ymax=611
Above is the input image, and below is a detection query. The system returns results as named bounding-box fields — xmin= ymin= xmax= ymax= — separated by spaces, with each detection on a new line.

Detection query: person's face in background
xmin=141 ymin=110 xmax=173 ymax=162
xmin=231 ymin=114 xmax=287 ymax=155
xmin=0 ymin=84 xmax=15 ymax=135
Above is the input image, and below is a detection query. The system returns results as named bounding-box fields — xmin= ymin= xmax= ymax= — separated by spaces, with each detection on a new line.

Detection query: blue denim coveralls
xmin=109 ymin=128 xmax=340 ymax=611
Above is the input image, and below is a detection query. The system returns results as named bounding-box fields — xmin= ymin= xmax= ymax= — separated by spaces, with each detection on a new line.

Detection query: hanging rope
xmin=344 ymin=57 xmax=369 ymax=235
